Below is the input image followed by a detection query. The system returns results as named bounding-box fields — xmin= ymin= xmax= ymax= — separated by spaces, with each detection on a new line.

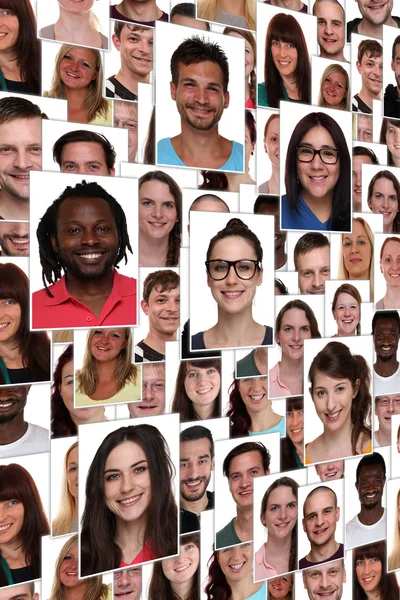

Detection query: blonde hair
xmin=76 ymin=328 xmax=138 ymax=396
xmin=53 ymin=330 xmax=73 ymax=343
xmin=52 ymin=442 xmax=78 ymax=537
xmin=197 ymin=0 xmax=255 ymax=31
xmin=338 ymin=217 xmax=374 ymax=300
xmin=318 ymin=64 xmax=350 ymax=111
xmin=50 ymin=535 xmax=109 ymax=600
xmin=389 ymin=489 xmax=400 ymax=570
xmin=47 ymin=44 xmax=109 ymax=122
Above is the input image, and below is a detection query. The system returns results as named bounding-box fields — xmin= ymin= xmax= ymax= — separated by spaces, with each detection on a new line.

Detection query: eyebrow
xmin=104 ymin=459 xmax=147 ymax=475
xmin=180 ymin=77 xmax=222 ymax=89
xmin=62 ymin=160 xmax=103 ymax=165
xmin=230 ymin=465 xmax=261 ymax=477
xmin=299 ymin=142 xmax=336 ymax=150
xmin=61 ymin=219 xmax=111 ymax=225
xmin=180 ymin=453 xmax=210 ymax=462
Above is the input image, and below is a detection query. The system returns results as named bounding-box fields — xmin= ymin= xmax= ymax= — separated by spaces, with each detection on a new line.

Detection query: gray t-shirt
xmin=215 ymin=9 xmax=247 ymax=28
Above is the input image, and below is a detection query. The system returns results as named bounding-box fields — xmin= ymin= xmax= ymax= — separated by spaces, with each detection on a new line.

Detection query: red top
xmin=119 ymin=542 xmax=156 ymax=566
xmin=245 ymin=96 xmax=255 ymax=109
xmin=32 ymin=270 xmax=137 ymax=329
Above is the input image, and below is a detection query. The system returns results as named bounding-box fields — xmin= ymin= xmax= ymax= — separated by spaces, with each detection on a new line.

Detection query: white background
xmin=50 ymin=435 xmax=77 ymax=536
xmin=324 ymin=279 xmax=370 ymax=337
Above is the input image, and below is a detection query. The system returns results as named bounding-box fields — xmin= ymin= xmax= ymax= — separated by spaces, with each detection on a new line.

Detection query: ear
xmin=264 ymin=139 xmax=268 ymax=154
xmin=256 ymin=268 xmax=263 ymax=287
xmin=335 ymin=506 xmax=340 ymax=522
xmin=170 ymin=81 xmax=177 ymax=101
xmin=265 ymin=468 xmax=270 ymax=475
xmin=302 ymin=517 xmax=307 ymax=533
xmin=356 ymin=61 xmax=362 ymax=75
xmin=343 ymin=566 xmax=347 ymax=584
xmin=112 ymin=33 xmax=121 ymax=51
xmin=392 ymin=59 xmax=395 ymax=73
xmin=50 ymin=234 xmax=59 ymax=253
xmin=380 ymin=261 xmax=383 ymax=274
xmin=275 ymin=330 xmax=280 ymax=345
xmin=367 ymin=198 xmax=372 ymax=210
xmin=211 ymin=458 xmax=215 ymax=472
xmin=224 ymin=90 xmax=230 ymax=110
xmin=261 ymin=513 xmax=266 ymax=526
xmin=110 ymin=168 xmax=116 ymax=176
xmin=141 ymin=299 xmax=149 ymax=316
xmin=309 ymin=387 xmax=313 ymax=398
xmin=352 ymin=378 xmax=360 ymax=398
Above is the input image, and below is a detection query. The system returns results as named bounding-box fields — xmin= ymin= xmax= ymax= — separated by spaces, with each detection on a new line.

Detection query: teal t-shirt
xmin=236 ymin=350 xmax=262 ymax=377
xmin=257 ymin=82 xmax=289 ymax=107
xmin=246 ymin=582 xmax=267 ymax=600
xmin=248 ymin=416 xmax=285 ymax=437
xmin=216 ymin=517 xmax=241 ymax=548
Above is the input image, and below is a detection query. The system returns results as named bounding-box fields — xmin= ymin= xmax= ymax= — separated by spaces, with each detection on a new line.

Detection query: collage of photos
xmin=1 ymin=0 xmax=400 ymax=599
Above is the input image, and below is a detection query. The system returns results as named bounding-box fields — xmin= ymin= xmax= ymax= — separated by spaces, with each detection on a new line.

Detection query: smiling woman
xmin=367 ymin=170 xmax=400 ymax=233
xmin=318 ymin=64 xmax=350 ymax=111
xmin=52 ymin=442 xmax=78 ymax=536
xmin=376 ymin=236 xmax=400 ymax=309
xmin=172 ymin=359 xmax=221 ymax=421
xmin=353 ymin=541 xmax=399 ymax=600
xmin=339 ymin=217 xmax=374 ymax=300
xmin=331 ymin=283 xmax=362 ymax=337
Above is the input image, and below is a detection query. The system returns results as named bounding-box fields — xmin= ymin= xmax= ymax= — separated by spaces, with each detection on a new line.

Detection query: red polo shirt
xmin=32 ymin=270 xmax=137 ymax=329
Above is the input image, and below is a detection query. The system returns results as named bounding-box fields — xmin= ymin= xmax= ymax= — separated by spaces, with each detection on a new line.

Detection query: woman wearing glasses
xmin=282 ymin=112 xmax=351 ymax=232
xmin=191 ymin=218 xmax=272 ymax=350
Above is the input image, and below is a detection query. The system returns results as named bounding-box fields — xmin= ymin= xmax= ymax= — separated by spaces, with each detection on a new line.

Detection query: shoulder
xmin=223 ymin=141 xmax=244 ymax=171
xmin=262 ymin=326 xmax=273 ymax=345
xmin=100 ymin=33 xmax=109 ymax=50
xmin=39 ymin=24 xmax=55 ymax=39
xmin=346 ymin=18 xmax=361 ymax=41
xmin=257 ymin=82 xmax=268 ymax=107
xmin=191 ymin=331 xmax=206 ymax=350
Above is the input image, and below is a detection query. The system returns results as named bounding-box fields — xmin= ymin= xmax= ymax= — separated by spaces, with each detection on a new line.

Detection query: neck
xmin=64 ymin=87 xmax=89 ymax=107
xmin=383 ymin=286 xmax=400 ymax=308
xmin=320 ymin=50 xmax=346 ymax=62
xmin=213 ymin=306 xmax=259 ymax=345
xmin=280 ymin=74 xmax=299 ymax=98
xmin=139 ymin=232 xmax=169 ymax=266
xmin=392 ymin=154 xmax=400 ymax=168
xmin=70 ymin=407 xmax=106 ymax=427
xmin=180 ymin=492 xmax=209 ymax=515
xmin=358 ymin=86 xmax=380 ymax=110
xmin=0 ymin=538 xmax=24 ymax=565
xmin=216 ymin=0 xmax=245 ymax=15
xmin=115 ymin=65 xmax=150 ymax=96
xmin=235 ymin=506 xmax=253 ymax=535
xmin=248 ymin=403 xmax=277 ymax=433
xmin=358 ymin=15 xmax=396 ymax=38
xmin=176 ymin=121 xmax=222 ymax=154
xmin=293 ymin=440 xmax=304 ymax=462
xmin=170 ymin=578 xmax=194 ymax=600
xmin=225 ymin=172 xmax=255 ymax=192
xmin=253 ymin=347 xmax=268 ymax=375
xmin=63 ymin=582 xmax=89 ymax=600
xmin=0 ymin=415 xmax=28 ymax=445
xmin=358 ymin=504 xmax=384 ymax=526
xmin=0 ymin=49 xmax=20 ymax=79
xmin=280 ymin=354 xmax=303 ymax=376
xmin=229 ymin=574 xmax=262 ymax=600
xmin=301 ymin=189 xmax=332 ymax=221
xmin=115 ymin=514 xmax=147 ymax=559
xmin=97 ymin=359 xmax=119 ymax=380
xmin=64 ymin=269 xmax=115 ymax=300
xmin=374 ymin=357 xmax=399 ymax=378
xmin=275 ymin=246 xmax=287 ymax=270
xmin=0 ymin=189 xmax=29 ymax=220
xmin=375 ymin=427 xmax=391 ymax=447
xmin=142 ymin=328 xmax=177 ymax=355
xmin=117 ymin=0 xmax=160 ymax=21
xmin=194 ymin=402 xmax=216 ymax=420
xmin=265 ymin=534 xmax=292 ymax=561
xmin=56 ymin=9 xmax=93 ymax=32
xmin=308 ymin=538 xmax=339 ymax=563
xmin=322 ymin=414 xmax=353 ymax=453
xmin=0 ymin=339 xmax=23 ymax=368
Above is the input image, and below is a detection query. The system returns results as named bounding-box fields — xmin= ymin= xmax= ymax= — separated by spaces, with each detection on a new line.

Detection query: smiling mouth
xmin=291 ymin=426 xmax=303 ymax=435
xmin=115 ymin=593 xmax=135 ymax=598
xmin=249 ymin=393 xmax=265 ymax=402
xmin=10 ymin=173 xmax=29 ymax=180
xmin=222 ymin=291 xmax=244 ymax=299
xmin=118 ymin=494 xmax=142 ymax=506
xmin=149 ymin=222 xmax=167 ymax=227
xmin=197 ymin=387 xmax=212 ymax=394
xmin=175 ymin=562 xmax=191 ymax=572
xmin=184 ymin=479 xmax=204 ymax=489
xmin=380 ymin=345 xmax=394 ymax=352
xmin=137 ymin=404 xmax=158 ymax=411
xmin=325 ymin=410 xmax=341 ymax=421
xmin=0 ymin=524 xmax=12 ymax=533
xmin=0 ymin=322 xmax=10 ymax=330
xmin=314 ymin=526 xmax=328 ymax=535
xmin=0 ymin=401 xmax=15 ymax=409
xmin=229 ymin=561 xmax=245 ymax=571
xmin=324 ymin=470 xmax=338 ymax=477
xmin=239 ymin=490 xmax=252 ymax=497
xmin=95 ymin=346 xmax=110 ymax=351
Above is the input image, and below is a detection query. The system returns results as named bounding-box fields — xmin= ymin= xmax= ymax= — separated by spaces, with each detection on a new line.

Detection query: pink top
xmin=32 ymin=270 xmax=137 ymax=329
xmin=255 ymin=544 xmax=279 ymax=580
xmin=268 ymin=362 xmax=292 ymax=398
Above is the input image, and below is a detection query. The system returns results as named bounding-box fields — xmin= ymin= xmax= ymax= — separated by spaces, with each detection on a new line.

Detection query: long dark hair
xmin=227 ymin=376 xmax=268 ymax=437
xmin=353 ymin=541 xmax=399 ymax=600
xmin=204 ymin=551 xmax=232 ymax=600
xmin=264 ymin=13 xmax=311 ymax=108
xmin=380 ymin=117 xmax=400 ymax=166
xmin=367 ymin=169 xmax=400 ymax=233
xmin=148 ymin=533 xmax=200 ymax=600
xmin=280 ymin=396 xmax=304 ymax=472
xmin=309 ymin=341 xmax=372 ymax=455
xmin=0 ymin=263 xmax=50 ymax=384
xmin=171 ymin=359 xmax=221 ymax=420
xmin=275 ymin=299 xmax=321 ymax=341
xmin=0 ymin=0 xmax=41 ymax=94
xmin=285 ymin=112 xmax=351 ymax=232
xmin=51 ymin=344 xmax=76 ymax=439
xmin=0 ymin=464 xmax=50 ymax=587
xmin=80 ymin=425 xmax=178 ymax=576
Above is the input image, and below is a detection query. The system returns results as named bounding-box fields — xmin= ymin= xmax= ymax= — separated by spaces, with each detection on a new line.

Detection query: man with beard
xmin=303 ymin=560 xmax=346 ymax=600
xmin=300 ymin=486 xmax=343 ymax=569
xmin=384 ymin=36 xmax=400 ymax=117
xmin=347 ymin=0 xmax=400 ymax=40
xmin=0 ymin=385 xmax=49 ymax=458
xmin=0 ymin=222 xmax=29 ymax=256
xmin=180 ymin=425 xmax=215 ymax=533
xmin=253 ymin=196 xmax=287 ymax=271
xmin=157 ymin=36 xmax=243 ymax=171
xmin=345 ymin=452 xmax=387 ymax=549
xmin=372 ymin=310 xmax=400 ymax=395
xmin=32 ymin=180 xmax=136 ymax=329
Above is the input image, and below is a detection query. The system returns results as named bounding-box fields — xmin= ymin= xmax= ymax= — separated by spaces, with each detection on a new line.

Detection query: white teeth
xmin=175 ymin=563 xmax=191 ymax=572
xmin=230 ymin=562 xmax=245 ymax=570
xmin=0 ymin=524 xmax=11 ymax=532
xmin=119 ymin=495 xmax=141 ymax=505
xmin=327 ymin=411 xmax=340 ymax=419
xmin=186 ymin=481 xmax=201 ymax=487
xmin=0 ymin=323 xmax=9 ymax=329
xmin=223 ymin=291 xmax=242 ymax=296
xmin=80 ymin=253 xmax=101 ymax=258
xmin=11 ymin=239 xmax=28 ymax=244
xmin=197 ymin=388 xmax=212 ymax=394
xmin=250 ymin=394 xmax=264 ymax=400
xmin=0 ymin=403 xmax=12 ymax=408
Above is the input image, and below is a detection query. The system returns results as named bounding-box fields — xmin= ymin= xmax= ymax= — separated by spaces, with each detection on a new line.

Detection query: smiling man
xmin=352 ymin=39 xmax=383 ymax=114
xmin=216 ymin=441 xmax=271 ymax=548
xmin=384 ymin=35 xmax=400 ymax=117
xmin=113 ymin=567 xmax=141 ymax=600
xmin=375 ymin=394 xmax=400 ymax=446
xmin=128 ymin=363 xmax=165 ymax=417
xmin=157 ymin=35 xmax=243 ymax=171
xmin=372 ymin=310 xmax=400 ymax=395
xmin=0 ymin=584 xmax=39 ymax=600
xmin=134 ymin=269 xmax=180 ymax=362
xmin=294 ymin=233 xmax=330 ymax=295
xmin=303 ymin=559 xmax=346 ymax=600
xmin=313 ymin=0 xmax=347 ymax=62
xmin=106 ymin=23 xmax=153 ymax=101
xmin=346 ymin=452 xmax=386 ymax=549
xmin=352 ymin=146 xmax=379 ymax=212
xmin=347 ymin=0 xmax=400 ymax=40
xmin=32 ymin=180 xmax=136 ymax=329
xmin=300 ymin=486 xmax=343 ymax=569
xmin=0 ymin=221 xmax=29 ymax=256
xmin=53 ymin=130 xmax=116 ymax=176
xmin=315 ymin=461 xmax=344 ymax=481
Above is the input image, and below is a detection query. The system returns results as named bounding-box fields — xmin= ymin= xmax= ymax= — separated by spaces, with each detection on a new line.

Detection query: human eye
xmin=63 ymin=554 xmax=73 ymax=561
xmin=342 ymin=240 xmax=350 ymax=247
xmin=301 ymin=326 xmax=310 ymax=332
xmin=164 ymin=202 xmax=175 ymax=209
xmin=321 ymin=149 xmax=336 ymax=159
xmin=317 ymin=18 xmax=326 ymax=24
xmin=250 ymin=468 xmax=260 ymax=476
xmin=68 ymin=465 xmax=77 ymax=472
xmin=287 ymin=43 xmax=295 ymax=49
xmin=134 ymin=466 xmax=146 ymax=474
xmin=298 ymin=146 xmax=314 ymax=157
xmin=283 ymin=326 xmax=293 ymax=332
xmin=8 ymin=499 xmax=19 ymax=506
xmin=187 ymin=370 xmax=197 ymax=378
xmin=89 ymin=164 xmax=100 ymax=171
xmin=356 ymin=559 xmax=365 ymax=566
xmin=68 ymin=227 xmax=82 ymax=235
xmin=185 ymin=543 xmax=195 ymax=550
xmin=316 ymin=389 xmax=326 ymax=398
xmin=302 ymin=270 xmax=312 ymax=277
xmin=336 ymin=385 xmax=345 ymax=393
xmin=3 ymin=299 xmax=16 ymax=305
xmin=0 ymin=9 xmax=14 ymax=16
xmin=238 ymin=263 xmax=251 ymax=273
xmin=96 ymin=226 xmax=110 ymax=233
xmin=128 ymin=35 xmax=139 ymax=43
xmin=105 ymin=473 xmax=120 ymax=481
xmin=30 ymin=146 xmax=42 ymax=153
xmin=0 ymin=146 xmax=12 ymax=154
xmin=335 ymin=82 xmax=343 ymax=90
xmin=64 ymin=163 xmax=76 ymax=171
xmin=142 ymin=199 xmax=153 ymax=207
xmin=286 ymin=411 xmax=293 ymax=418
xmin=64 ymin=54 xmax=72 ymax=61
xmin=111 ymin=332 xmax=121 ymax=338
xmin=154 ymin=382 xmax=165 ymax=391
xmin=390 ymin=195 xmax=398 ymax=202
xmin=207 ymin=368 xmax=217 ymax=374
xmin=208 ymin=85 xmax=219 ymax=93
xmin=81 ymin=61 xmax=92 ymax=68
xmin=231 ymin=474 xmax=239 ymax=481
xmin=357 ymin=239 xmax=366 ymax=246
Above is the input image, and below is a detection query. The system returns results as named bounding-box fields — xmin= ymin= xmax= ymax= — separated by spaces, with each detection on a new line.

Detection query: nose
xmin=81 ymin=228 xmax=100 ymax=246
xmin=240 ymin=473 xmax=252 ymax=488
xmin=326 ymin=391 xmax=337 ymax=411
xmin=187 ymin=462 xmax=200 ymax=479
xmin=13 ymin=149 xmax=34 ymax=171
xmin=143 ymin=383 xmax=154 ymax=400
xmin=323 ymin=20 xmax=333 ymax=34
xmin=194 ymin=86 xmax=210 ymax=105
xmin=312 ymin=272 xmax=323 ymax=289
xmin=344 ymin=306 xmax=352 ymax=316
xmin=139 ymin=40 xmax=152 ymax=56
xmin=230 ymin=546 xmax=244 ymax=561
xmin=354 ymin=171 xmax=361 ymax=188
xmin=165 ymin=299 xmax=179 ymax=313
xmin=119 ymin=571 xmax=131 ymax=586
xmin=120 ymin=472 xmax=135 ymax=493
xmin=292 ymin=412 xmax=301 ymax=427
xmin=320 ymin=572 xmax=330 ymax=589
xmin=381 ymin=195 xmax=390 ymax=210
xmin=225 ymin=264 xmax=239 ymax=284
xmin=310 ymin=152 xmax=324 ymax=169
xmin=151 ymin=203 xmax=163 ymax=218
xmin=278 ymin=505 xmax=287 ymax=519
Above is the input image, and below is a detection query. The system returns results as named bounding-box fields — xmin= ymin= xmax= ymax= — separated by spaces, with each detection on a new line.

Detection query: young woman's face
xmin=184 ymin=364 xmax=220 ymax=409
xmin=355 ymin=556 xmax=382 ymax=595
xmin=286 ymin=407 xmax=304 ymax=445
xmin=67 ymin=445 xmax=78 ymax=500
xmin=311 ymin=371 xmax=358 ymax=434
xmin=268 ymin=575 xmax=293 ymax=600
xmin=139 ymin=180 xmax=178 ymax=241
xmin=271 ymin=39 xmax=298 ymax=78
xmin=239 ymin=376 xmax=269 ymax=415
xmin=0 ymin=7 xmax=19 ymax=52
xmin=368 ymin=177 xmax=399 ymax=229
xmin=381 ymin=240 xmax=400 ymax=287
xmin=0 ymin=498 xmax=24 ymax=545
xmin=60 ymin=359 xmax=104 ymax=423
xmin=207 ymin=236 xmax=263 ymax=315
xmin=217 ymin=543 xmax=252 ymax=584
xmin=332 ymin=292 xmax=360 ymax=336
xmin=276 ymin=308 xmax=312 ymax=361
xmin=264 ymin=117 xmax=280 ymax=169
xmin=58 ymin=0 xmax=95 ymax=14
xmin=386 ymin=123 xmax=400 ymax=160
xmin=0 ymin=298 xmax=21 ymax=343
xmin=262 ymin=486 xmax=297 ymax=540
xmin=225 ymin=31 xmax=254 ymax=78
xmin=296 ymin=126 xmax=340 ymax=201
xmin=59 ymin=47 xmax=98 ymax=90
xmin=322 ymin=72 xmax=347 ymax=108
xmin=342 ymin=220 xmax=372 ymax=278
xmin=161 ymin=540 xmax=199 ymax=584
xmin=104 ymin=441 xmax=151 ymax=523
xmin=90 ymin=328 xmax=127 ymax=363
xmin=59 ymin=544 xmax=81 ymax=588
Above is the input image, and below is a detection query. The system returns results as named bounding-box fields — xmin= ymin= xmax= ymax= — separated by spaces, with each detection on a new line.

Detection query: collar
xmin=269 ymin=362 xmax=281 ymax=382
xmin=43 ymin=270 xmax=130 ymax=306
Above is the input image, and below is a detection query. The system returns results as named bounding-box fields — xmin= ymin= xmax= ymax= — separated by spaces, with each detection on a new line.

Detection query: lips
xmin=118 ymin=494 xmax=142 ymax=507
xmin=221 ymin=291 xmax=244 ymax=299
xmin=0 ymin=322 xmax=10 ymax=330
xmin=175 ymin=562 xmax=191 ymax=572
xmin=325 ymin=409 xmax=342 ymax=422
xmin=228 ymin=561 xmax=246 ymax=572
xmin=0 ymin=523 xmax=12 ymax=533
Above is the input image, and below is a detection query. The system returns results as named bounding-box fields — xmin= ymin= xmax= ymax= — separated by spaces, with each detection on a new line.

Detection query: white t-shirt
xmin=0 ymin=423 xmax=50 ymax=458
xmin=345 ymin=510 xmax=386 ymax=549
xmin=373 ymin=364 xmax=400 ymax=396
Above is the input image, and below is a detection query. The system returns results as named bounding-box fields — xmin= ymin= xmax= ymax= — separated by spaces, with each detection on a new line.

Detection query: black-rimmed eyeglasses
xmin=205 ymin=259 xmax=262 ymax=280
xmin=296 ymin=146 xmax=339 ymax=164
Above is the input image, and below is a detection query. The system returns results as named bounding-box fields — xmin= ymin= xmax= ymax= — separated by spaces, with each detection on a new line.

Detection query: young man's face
xmin=356 ymin=0 xmax=393 ymax=26
xmin=375 ymin=395 xmax=400 ymax=436
xmin=141 ymin=285 xmax=180 ymax=337
xmin=356 ymin=52 xmax=383 ymax=97
xmin=60 ymin=142 xmax=115 ymax=176
xmin=352 ymin=154 xmax=373 ymax=211
xmin=315 ymin=461 xmax=344 ymax=481
xmin=373 ymin=317 xmax=400 ymax=362
xmin=302 ymin=489 xmax=340 ymax=548
xmin=391 ymin=43 xmax=400 ymax=89
xmin=0 ymin=385 xmax=29 ymax=424
xmin=171 ymin=61 xmax=229 ymax=132
xmin=0 ymin=221 xmax=29 ymax=256
xmin=113 ymin=26 xmax=153 ymax=78
xmin=356 ymin=464 xmax=385 ymax=509
xmin=227 ymin=450 xmax=269 ymax=509
xmin=180 ymin=437 xmax=214 ymax=502
xmin=303 ymin=561 xmax=346 ymax=600
xmin=51 ymin=196 xmax=119 ymax=281
xmin=297 ymin=246 xmax=330 ymax=295
xmin=0 ymin=584 xmax=38 ymax=600
xmin=114 ymin=101 xmax=138 ymax=163
xmin=128 ymin=364 xmax=165 ymax=417
xmin=113 ymin=567 xmax=142 ymax=600
xmin=357 ymin=114 xmax=373 ymax=142
xmin=314 ymin=2 xmax=345 ymax=58
xmin=0 ymin=117 xmax=42 ymax=201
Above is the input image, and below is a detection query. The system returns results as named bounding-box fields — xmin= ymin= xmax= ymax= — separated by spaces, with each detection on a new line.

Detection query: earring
xmin=296 ymin=173 xmax=300 ymax=183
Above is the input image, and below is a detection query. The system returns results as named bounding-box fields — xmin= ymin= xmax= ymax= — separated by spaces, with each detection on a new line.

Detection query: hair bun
xmin=225 ymin=218 xmax=248 ymax=231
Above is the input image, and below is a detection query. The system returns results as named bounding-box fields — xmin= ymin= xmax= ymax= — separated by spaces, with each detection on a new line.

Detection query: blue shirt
xmin=248 ymin=416 xmax=285 ymax=437
xmin=157 ymin=137 xmax=244 ymax=171
xmin=246 ymin=582 xmax=267 ymax=600
xmin=281 ymin=194 xmax=332 ymax=231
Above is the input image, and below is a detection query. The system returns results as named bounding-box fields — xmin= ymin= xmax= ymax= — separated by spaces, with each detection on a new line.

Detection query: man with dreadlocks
xmin=32 ymin=180 xmax=136 ymax=329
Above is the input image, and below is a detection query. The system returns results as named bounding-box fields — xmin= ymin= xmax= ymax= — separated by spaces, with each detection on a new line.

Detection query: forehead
xmin=382 ymin=240 xmax=400 ymax=256
xmin=191 ymin=199 xmax=229 ymax=213
xmin=267 ymin=485 xmax=296 ymax=504
xmin=143 ymin=364 xmax=165 ymax=380
xmin=374 ymin=317 xmax=399 ymax=333
xmin=139 ymin=179 xmax=175 ymax=199
xmin=114 ymin=102 xmax=137 ymax=120
xmin=300 ymin=125 xmax=335 ymax=147
xmin=63 ymin=544 xmax=78 ymax=558
xmin=0 ymin=585 xmax=32 ymax=600
xmin=360 ymin=52 xmax=382 ymax=66
xmin=106 ymin=440 xmax=146 ymax=464
xmin=61 ymin=141 xmax=107 ymax=161
xmin=57 ymin=196 xmax=115 ymax=223
xmin=0 ymin=116 xmax=41 ymax=139
xmin=297 ymin=246 xmax=330 ymax=269
xmin=120 ymin=26 xmax=153 ymax=41
xmin=229 ymin=450 xmax=263 ymax=474
xmin=67 ymin=446 xmax=78 ymax=461
xmin=148 ymin=284 xmax=179 ymax=302
xmin=180 ymin=437 xmax=211 ymax=456
xmin=171 ymin=14 xmax=208 ymax=29
xmin=315 ymin=1 xmax=344 ymax=21
xmin=256 ymin=203 xmax=278 ymax=216
xmin=0 ymin=385 xmax=28 ymax=397
xmin=61 ymin=47 xmax=97 ymax=63
xmin=353 ymin=155 xmax=373 ymax=168
xmin=358 ymin=464 xmax=385 ymax=480
xmin=177 ymin=60 xmax=224 ymax=86
xmin=280 ymin=307 xmax=308 ymax=325
xmin=210 ymin=236 xmax=257 ymax=258
xmin=335 ymin=292 xmax=358 ymax=305
xmin=304 ymin=489 xmax=335 ymax=513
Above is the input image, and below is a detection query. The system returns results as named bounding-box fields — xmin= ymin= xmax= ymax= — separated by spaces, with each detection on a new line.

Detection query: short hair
xmin=180 ymin=425 xmax=215 ymax=458
xmin=303 ymin=486 xmax=338 ymax=517
xmin=294 ymin=233 xmax=330 ymax=271
xmin=253 ymin=195 xmax=279 ymax=214
xmin=372 ymin=310 xmax=400 ymax=334
xmin=222 ymin=441 xmax=271 ymax=477
xmin=171 ymin=2 xmax=211 ymax=29
xmin=113 ymin=21 xmax=152 ymax=39
xmin=353 ymin=146 xmax=379 ymax=164
xmin=275 ymin=278 xmax=289 ymax=294
xmin=358 ymin=39 xmax=382 ymax=64
xmin=380 ymin=235 xmax=400 ymax=259
xmin=142 ymin=270 xmax=180 ymax=304
xmin=52 ymin=130 xmax=116 ymax=171
xmin=312 ymin=0 xmax=345 ymax=20
xmin=392 ymin=35 xmax=400 ymax=60
xmin=189 ymin=193 xmax=230 ymax=213
xmin=0 ymin=96 xmax=47 ymax=124
xmin=36 ymin=180 xmax=132 ymax=296
xmin=356 ymin=452 xmax=386 ymax=483
xmin=171 ymin=35 xmax=229 ymax=93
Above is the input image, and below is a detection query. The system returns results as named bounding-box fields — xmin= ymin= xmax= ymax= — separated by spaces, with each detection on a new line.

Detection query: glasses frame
xmin=205 ymin=259 xmax=262 ymax=281
xmin=296 ymin=145 xmax=339 ymax=165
